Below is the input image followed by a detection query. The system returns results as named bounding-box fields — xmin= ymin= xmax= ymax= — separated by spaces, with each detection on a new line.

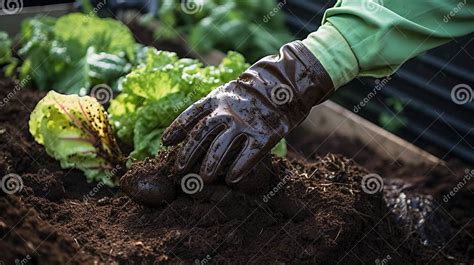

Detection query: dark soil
xmin=0 ymin=195 xmax=91 ymax=264
xmin=287 ymin=127 xmax=474 ymax=263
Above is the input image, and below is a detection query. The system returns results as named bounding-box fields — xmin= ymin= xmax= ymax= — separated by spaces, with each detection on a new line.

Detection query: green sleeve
xmin=302 ymin=0 xmax=474 ymax=89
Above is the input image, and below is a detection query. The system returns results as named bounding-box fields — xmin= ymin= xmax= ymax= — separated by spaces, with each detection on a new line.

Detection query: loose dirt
xmin=287 ymin=127 xmax=474 ymax=262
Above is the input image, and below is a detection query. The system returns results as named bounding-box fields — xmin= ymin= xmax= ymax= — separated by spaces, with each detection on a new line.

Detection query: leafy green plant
xmin=144 ymin=0 xmax=292 ymax=62
xmin=29 ymin=91 xmax=123 ymax=185
xmin=0 ymin=31 xmax=13 ymax=65
xmin=0 ymin=31 xmax=18 ymax=76
xmin=108 ymin=48 xmax=249 ymax=159
xmin=18 ymin=13 xmax=137 ymax=94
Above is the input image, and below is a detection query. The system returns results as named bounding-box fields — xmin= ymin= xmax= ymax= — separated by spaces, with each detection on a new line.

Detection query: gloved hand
xmin=162 ymin=41 xmax=334 ymax=184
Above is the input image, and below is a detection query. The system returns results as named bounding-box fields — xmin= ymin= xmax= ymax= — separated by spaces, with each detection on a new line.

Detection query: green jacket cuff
xmin=302 ymin=23 xmax=359 ymax=89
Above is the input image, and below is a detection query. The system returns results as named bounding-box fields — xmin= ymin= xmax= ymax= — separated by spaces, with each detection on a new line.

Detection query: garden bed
xmin=1 ymin=13 xmax=472 ymax=264
xmin=0 ymin=78 xmax=415 ymax=263
xmin=1 ymin=76 xmax=472 ymax=264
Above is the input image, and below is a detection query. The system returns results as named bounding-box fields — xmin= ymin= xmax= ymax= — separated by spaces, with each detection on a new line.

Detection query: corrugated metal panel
xmin=283 ymin=0 xmax=474 ymax=163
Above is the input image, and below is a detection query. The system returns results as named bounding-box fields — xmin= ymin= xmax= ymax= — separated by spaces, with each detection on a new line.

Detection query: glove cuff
xmin=287 ymin=40 xmax=334 ymax=104
xmin=237 ymin=41 xmax=334 ymax=127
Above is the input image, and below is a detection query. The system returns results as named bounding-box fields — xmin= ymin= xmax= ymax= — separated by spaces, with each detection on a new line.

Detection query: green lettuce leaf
xmin=53 ymin=13 xmax=136 ymax=60
xmin=18 ymin=13 xmax=137 ymax=94
xmin=108 ymin=48 xmax=248 ymax=159
xmin=29 ymin=91 xmax=123 ymax=185
xmin=86 ymin=47 xmax=132 ymax=87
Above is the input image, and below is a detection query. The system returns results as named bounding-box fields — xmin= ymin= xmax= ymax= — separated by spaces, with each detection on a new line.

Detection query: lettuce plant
xmin=18 ymin=13 xmax=136 ymax=94
xmin=29 ymin=91 xmax=123 ymax=185
xmin=108 ymin=48 xmax=249 ymax=159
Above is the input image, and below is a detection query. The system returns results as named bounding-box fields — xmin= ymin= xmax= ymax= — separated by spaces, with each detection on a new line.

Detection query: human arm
xmin=303 ymin=0 xmax=474 ymax=88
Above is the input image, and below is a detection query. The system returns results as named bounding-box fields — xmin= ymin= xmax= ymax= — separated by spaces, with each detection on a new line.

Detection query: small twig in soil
xmin=334 ymin=226 xmax=343 ymax=242
xmin=318 ymin=182 xmax=352 ymax=186
xmin=74 ymin=238 xmax=80 ymax=248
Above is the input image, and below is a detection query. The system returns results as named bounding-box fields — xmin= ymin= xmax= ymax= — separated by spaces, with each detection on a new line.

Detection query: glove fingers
xmin=176 ymin=116 xmax=226 ymax=174
xmin=162 ymin=99 xmax=214 ymax=146
xmin=199 ymin=130 xmax=244 ymax=183
xmin=225 ymin=139 xmax=265 ymax=185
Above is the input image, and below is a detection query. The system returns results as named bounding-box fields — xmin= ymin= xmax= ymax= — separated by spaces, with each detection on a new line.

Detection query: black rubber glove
xmin=162 ymin=41 xmax=334 ymax=184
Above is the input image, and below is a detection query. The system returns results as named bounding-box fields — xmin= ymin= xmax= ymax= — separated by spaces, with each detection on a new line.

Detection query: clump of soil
xmin=120 ymin=150 xmax=179 ymax=207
